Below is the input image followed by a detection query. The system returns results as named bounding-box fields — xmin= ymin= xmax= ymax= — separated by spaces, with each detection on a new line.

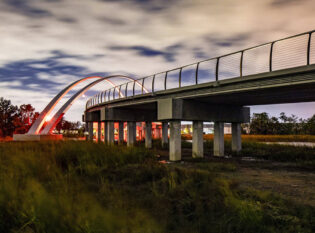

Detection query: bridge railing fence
xmin=87 ymin=30 xmax=315 ymax=108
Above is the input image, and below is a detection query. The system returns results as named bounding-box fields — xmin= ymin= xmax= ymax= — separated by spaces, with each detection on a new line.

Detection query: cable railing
xmin=86 ymin=30 xmax=315 ymax=109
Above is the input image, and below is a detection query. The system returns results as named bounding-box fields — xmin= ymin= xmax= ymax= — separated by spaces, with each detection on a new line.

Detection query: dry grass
xmin=182 ymin=134 xmax=315 ymax=142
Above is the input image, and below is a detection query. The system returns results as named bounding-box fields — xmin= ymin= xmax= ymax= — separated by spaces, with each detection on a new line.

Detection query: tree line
xmin=0 ymin=97 xmax=84 ymax=138
xmin=248 ymin=112 xmax=315 ymax=135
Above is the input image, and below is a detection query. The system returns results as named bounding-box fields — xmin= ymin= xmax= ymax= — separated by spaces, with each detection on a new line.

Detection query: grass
xmin=182 ymin=134 xmax=315 ymax=142
xmin=0 ymin=141 xmax=314 ymax=233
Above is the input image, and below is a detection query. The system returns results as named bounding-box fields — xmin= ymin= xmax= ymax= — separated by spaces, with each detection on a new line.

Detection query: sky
xmin=1 ymin=0 xmax=315 ymax=122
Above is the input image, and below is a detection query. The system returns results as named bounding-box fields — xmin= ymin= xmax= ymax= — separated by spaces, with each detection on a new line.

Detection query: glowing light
xmin=45 ymin=115 xmax=52 ymax=122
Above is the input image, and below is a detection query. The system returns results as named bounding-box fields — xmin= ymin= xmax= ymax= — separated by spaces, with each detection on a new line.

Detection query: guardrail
xmin=86 ymin=30 xmax=315 ymax=109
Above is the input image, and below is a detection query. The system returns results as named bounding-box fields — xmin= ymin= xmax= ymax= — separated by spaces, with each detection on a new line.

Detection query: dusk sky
xmin=1 ymin=0 xmax=315 ymax=122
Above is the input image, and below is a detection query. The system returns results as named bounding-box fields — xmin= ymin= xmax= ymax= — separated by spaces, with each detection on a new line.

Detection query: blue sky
xmin=1 ymin=0 xmax=315 ymax=121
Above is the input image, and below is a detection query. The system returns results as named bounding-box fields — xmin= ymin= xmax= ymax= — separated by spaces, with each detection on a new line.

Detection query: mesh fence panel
xmin=154 ymin=73 xmax=166 ymax=92
xmin=272 ymin=34 xmax=308 ymax=71
xmin=114 ymin=88 xmax=120 ymax=99
xmin=106 ymin=89 xmax=111 ymax=101
xmin=166 ymin=69 xmax=180 ymax=89
xmin=181 ymin=64 xmax=197 ymax=87
xmin=120 ymin=83 xmax=127 ymax=98
xmin=243 ymin=44 xmax=271 ymax=76
xmin=218 ymin=52 xmax=241 ymax=80
xmin=105 ymin=90 xmax=109 ymax=102
xmin=198 ymin=59 xmax=216 ymax=84
xmin=134 ymin=79 xmax=143 ymax=95
xmin=143 ymin=76 xmax=153 ymax=93
xmin=126 ymin=82 xmax=134 ymax=97
xmin=310 ymin=33 xmax=315 ymax=64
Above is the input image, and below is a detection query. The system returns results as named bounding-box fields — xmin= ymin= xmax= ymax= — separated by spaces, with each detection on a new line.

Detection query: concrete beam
xmin=106 ymin=121 xmax=114 ymax=144
xmin=192 ymin=121 xmax=204 ymax=158
xmin=85 ymin=111 xmax=100 ymax=122
xmin=127 ymin=122 xmax=136 ymax=146
xmin=214 ymin=122 xmax=224 ymax=157
xmin=169 ymin=121 xmax=181 ymax=161
xmin=158 ymin=99 xmax=250 ymax=122
xmin=232 ymin=123 xmax=242 ymax=152
xmin=145 ymin=122 xmax=152 ymax=148
xmin=101 ymin=107 xmax=157 ymax=122
xmin=118 ymin=122 xmax=124 ymax=144
xmin=162 ymin=122 xmax=168 ymax=148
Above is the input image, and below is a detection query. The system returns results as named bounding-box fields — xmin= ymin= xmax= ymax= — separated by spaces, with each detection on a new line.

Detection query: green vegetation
xmin=200 ymin=140 xmax=315 ymax=165
xmin=0 ymin=141 xmax=314 ymax=233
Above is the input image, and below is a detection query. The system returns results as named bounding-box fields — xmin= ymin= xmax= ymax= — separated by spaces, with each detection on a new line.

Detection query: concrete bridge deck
xmin=84 ymin=30 xmax=315 ymax=161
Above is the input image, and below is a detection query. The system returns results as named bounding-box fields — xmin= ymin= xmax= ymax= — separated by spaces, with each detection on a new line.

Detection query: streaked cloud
xmin=1 ymin=0 xmax=315 ymax=121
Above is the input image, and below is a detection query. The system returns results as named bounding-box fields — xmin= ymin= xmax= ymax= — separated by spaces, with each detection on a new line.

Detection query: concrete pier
xmin=88 ymin=122 xmax=93 ymax=141
xmin=169 ymin=121 xmax=181 ymax=161
xmin=192 ymin=121 xmax=203 ymax=158
xmin=107 ymin=121 xmax=114 ymax=144
xmin=118 ymin=122 xmax=124 ymax=144
xmin=145 ymin=122 xmax=152 ymax=148
xmin=127 ymin=122 xmax=136 ymax=146
xmin=104 ymin=121 xmax=108 ymax=143
xmin=162 ymin=122 xmax=168 ymax=148
xmin=97 ymin=122 xmax=102 ymax=142
xmin=214 ymin=122 xmax=224 ymax=156
xmin=232 ymin=123 xmax=242 ymax=152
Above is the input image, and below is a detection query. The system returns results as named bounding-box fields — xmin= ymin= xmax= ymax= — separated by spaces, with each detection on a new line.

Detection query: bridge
xmin=14 ymin=30 xmax=315 ymax=161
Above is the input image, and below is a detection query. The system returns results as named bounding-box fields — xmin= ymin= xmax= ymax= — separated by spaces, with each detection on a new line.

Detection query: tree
xmin=14 ymin=104 xmax=39 ymax=134
xmin=305 ymin=115 xmax=315 ymax=135
xmin=0 ymin=97 xmax=18 ymax=137
xmin=250 ymin=112 xmax=272 ymax=134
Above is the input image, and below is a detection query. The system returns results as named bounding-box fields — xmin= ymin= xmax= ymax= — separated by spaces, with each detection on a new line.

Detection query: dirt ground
xmin=156 ymin=148 xmax=315 ymax=207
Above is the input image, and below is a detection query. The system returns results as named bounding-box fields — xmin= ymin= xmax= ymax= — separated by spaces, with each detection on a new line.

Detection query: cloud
xmin=1 ymin=0 xmax=315 ymax=121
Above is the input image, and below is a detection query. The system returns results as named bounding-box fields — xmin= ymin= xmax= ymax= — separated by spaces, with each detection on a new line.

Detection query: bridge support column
xmin=162 ymin=122 xmax=168 ymax=148
xmin=169 ymin=121 xmax=181 ymax=161
xmin=85 ymin=122 xmax=89 ymax=141
xmin=232 ymin=123 xmax=242 ymax=152
xmin=214 ymin=122 xmax=224 ymax=157
xmin=104 ymin=121 xmax=108 ymax=143
xmin=127 ymin=122 xmax=136 ymax=147
xmin=88 ymin=122 xmax=93 ymax=141
xmin=106 ymin=121 xmax=114 ymax=145
xmin=192 ymin=121 xmax=203 ymax=158
xmin=145 ymin=122 xmax=152 ymax=149
xmin=97 ymin=122 xmax=102 ymax=142
xmin=118 ymin=122 xmax=124 ymax=144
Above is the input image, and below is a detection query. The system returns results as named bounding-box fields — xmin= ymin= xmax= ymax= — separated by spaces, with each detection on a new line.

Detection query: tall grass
xmin=182 ymin=134 xmax=315 ymax=142
xmin=0 ymin=141 xmax=314 ymax=233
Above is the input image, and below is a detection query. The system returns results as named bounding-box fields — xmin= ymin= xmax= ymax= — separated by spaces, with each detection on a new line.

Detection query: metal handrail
xmin=87 ymin=30 xmax=314 ymax=108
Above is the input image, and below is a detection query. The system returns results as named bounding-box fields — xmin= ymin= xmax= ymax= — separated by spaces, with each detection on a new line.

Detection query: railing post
xmin=133 ymin=81 xmax=135 ymax=97
xmin=269 ymin=42 xmax=275 ymax=72
xmin=152 ymin=75 xmax=156 ymax=94
xmin=141 ymin=78 xmax=144 ymax=94
xmin=108 ymin=89 xmax=111 ymax=101
xmin=113 ymin=88 xmax=116 ymax=100
xmin=240 ymin=51 xmax=244 ymax=77
xmin=307 ymin=32 xmax=312 ymax=65
xmin=164 ymin=72 xmax=168 ymax=90
xmin=195 ymin=62 xmax=199 ymax=84
xmin=215 ymin=57 xmax=220 ymax=81
xmin=179 ymin=68 xmax=182 ymax=88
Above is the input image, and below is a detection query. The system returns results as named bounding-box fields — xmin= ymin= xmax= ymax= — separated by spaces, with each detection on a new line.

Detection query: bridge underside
xmin=85 ymin=65 xmax=315 ymax=161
